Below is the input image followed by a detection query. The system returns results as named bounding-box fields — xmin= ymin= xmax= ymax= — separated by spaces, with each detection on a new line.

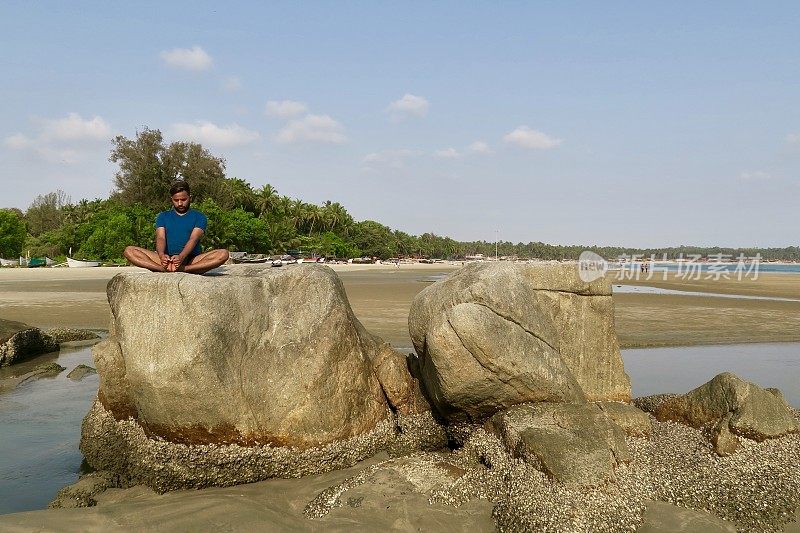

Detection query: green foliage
xmin=299 ymin=232 xmax=360 ymax=258
xmin=0 ymin=209 xmax=26 ymax=258
xmin=349 ymin=220 xmax=397 ymax=259
xmin=69 ymin=202 xmax=156 ymax=261
xmin=79 ymin=212 xmax=134 ymax=261
xmin=194 ymin=199 xmax=271 ymax=253
xmin=262 ymin=216 xmax=298 ymax=255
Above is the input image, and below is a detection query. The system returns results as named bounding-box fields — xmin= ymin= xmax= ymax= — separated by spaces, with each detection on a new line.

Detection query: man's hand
xmin=159 ymin=253 xmax=170 ymax=268
xmin=167 ymin=255 xmax=184 ymax=272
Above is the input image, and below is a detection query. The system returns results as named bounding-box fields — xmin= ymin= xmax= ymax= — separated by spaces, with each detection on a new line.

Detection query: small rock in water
xmin=0 ymin=319 xmax=60 ymax=367
xmin=67 ymin=364 xmax=97 ymax=381
xmin=46 ymin=328 xmax=100 ymax=344
xmin=33 ymin=362 xmax=66 ymax=376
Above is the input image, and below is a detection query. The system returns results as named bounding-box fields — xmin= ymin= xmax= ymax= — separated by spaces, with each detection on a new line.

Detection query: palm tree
xmin=305 ymin=204 xmax=322 ymax=235
xmin=255 ymin=184 xmax=279 ymax=217
xmin=289 ymin=199 xmax=307 ymax=230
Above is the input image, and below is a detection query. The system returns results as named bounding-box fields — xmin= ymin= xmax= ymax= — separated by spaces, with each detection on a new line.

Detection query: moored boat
xmin=231 ymin=255 xmax=270 ymax=264
xmin=67 ymin=257 xmax=101 ymax=268
xmin=27 ymin=257 xmax=48 ymax=268
xmin=0 ymin=258 xmax=16 ymax=267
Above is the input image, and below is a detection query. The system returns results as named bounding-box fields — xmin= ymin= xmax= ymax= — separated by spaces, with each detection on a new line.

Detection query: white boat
xmin=67 ymin=257 xmax=101 ymax=268
xmin=0 ymin=258 xmax=16 ymax=267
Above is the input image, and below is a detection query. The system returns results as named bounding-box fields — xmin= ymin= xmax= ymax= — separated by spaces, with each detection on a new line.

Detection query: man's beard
xmin=175 ymin=205 xmax=189 ymax=213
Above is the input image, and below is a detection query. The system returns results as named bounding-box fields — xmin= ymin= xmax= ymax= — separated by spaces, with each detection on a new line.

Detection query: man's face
xmin=171 ymin=191 xmax=191 ymax=214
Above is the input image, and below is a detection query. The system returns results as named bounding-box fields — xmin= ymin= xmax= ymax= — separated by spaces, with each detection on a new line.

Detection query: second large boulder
xmin=409 ymin=263 xmax=630 ymax=421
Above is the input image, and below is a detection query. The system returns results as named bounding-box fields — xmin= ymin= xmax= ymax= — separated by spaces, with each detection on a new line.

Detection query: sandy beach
xmin=2 ymin=264 xmax=800 ymax=349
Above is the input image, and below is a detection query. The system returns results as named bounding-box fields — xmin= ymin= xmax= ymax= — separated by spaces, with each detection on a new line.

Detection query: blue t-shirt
xmin=155 ymin=208 xmax=208 ymax=256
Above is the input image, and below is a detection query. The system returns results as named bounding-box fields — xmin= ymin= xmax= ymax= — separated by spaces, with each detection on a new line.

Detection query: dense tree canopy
xmin=0 ymin=209 xmax=26 ymax=258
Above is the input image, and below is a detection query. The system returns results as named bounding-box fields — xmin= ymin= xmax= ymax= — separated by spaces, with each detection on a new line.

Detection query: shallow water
xmin=613 ymin=284 xmax=800 ymax=302
xmin=0 ymin=341 xmax=798 ymax=515
xmin=0 ymin=345 xmax=97 ymax=515
xmin=623 ymin=342 xmax=800 ymax=407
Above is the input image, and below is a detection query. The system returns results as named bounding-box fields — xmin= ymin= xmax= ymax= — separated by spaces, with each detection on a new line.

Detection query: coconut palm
xmin=255 ymin=184 xmax=279 ymax=217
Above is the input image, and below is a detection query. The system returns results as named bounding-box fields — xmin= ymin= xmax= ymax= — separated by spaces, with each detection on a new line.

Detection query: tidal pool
xmin=0 ymin=341 xmax=798 ymax=515
xmin=0 ymin=344 xmax=97 ymax=515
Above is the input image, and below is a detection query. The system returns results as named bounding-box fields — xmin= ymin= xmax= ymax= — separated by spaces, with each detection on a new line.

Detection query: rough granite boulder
xmin=81 ymin=265 xmax=442 ymax=490
xmin=0 ymin=318 xmax=59 ymax=366
xmin=654 ymin=372 xmax=798 ymax=448
xmin=408 ymin=262 xmax=630 ymax=421
xmin=488 ymin=402 xmax=630 ymax=485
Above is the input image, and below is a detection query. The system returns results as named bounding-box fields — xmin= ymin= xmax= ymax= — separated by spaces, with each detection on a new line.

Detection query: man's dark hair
xmin=169 ymin=180 xmax=191 ymax=196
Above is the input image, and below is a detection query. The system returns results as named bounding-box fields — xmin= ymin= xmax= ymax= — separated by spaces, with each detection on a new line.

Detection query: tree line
xmin=1 ymin=128 xmax=798 ymax=262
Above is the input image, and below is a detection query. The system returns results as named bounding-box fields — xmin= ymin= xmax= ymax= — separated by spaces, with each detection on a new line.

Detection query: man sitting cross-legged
xmin=124 ymin=181 xmax=229 ymax=274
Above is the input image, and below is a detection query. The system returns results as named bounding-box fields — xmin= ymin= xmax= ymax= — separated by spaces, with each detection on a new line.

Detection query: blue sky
xmin=2 ymin=1 xmax=799 ymax=247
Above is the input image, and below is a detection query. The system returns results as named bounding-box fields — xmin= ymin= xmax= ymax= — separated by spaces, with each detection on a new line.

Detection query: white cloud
xmin=387 ymin=94 xmax=429 ymax=118
xmin=362 ymin=149 xmax=422 ymax=169
xmin=786 ymin=133 xmax=800 ymax=145
xmin=265 ymin=100 xmax=308 ymax=119
xmin=170 ymin=121 xmax=260 ymax=147
xmin=222 ymin=76 xmax=242 ymax=92
xmin=468 ymin=141 xmax=492 ymax=155
xmin=3 ymin=113 xmax=111 ymax=164
xmin=275 ymin=114 xmax=346 ymax=144
xmin=503 ymin=126 xmax=562 ymax=150
xmin=4 ymin=132 xmax=81 ymax=163
xmin=160 ymin=46 xmax=213 ymax=72
xmin=434 ymin=148 xmax=461 ymax=159
xmin=739 ymin=170 xmax=772 ymax=182
xmin=41 ymin=113 xmax=111 ymax=141
xmin=4 ymin=133 xmax=33 ymax=150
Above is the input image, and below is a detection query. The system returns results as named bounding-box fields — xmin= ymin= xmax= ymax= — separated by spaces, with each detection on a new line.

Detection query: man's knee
xmin=218 ymin=249 xmax=230 ymax=262
xmin=123 ymin=246 xmax=137 ymax=260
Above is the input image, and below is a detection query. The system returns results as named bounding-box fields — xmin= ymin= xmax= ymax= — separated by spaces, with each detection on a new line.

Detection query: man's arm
xmin=155 ymin=227 xmax=169 ymax=267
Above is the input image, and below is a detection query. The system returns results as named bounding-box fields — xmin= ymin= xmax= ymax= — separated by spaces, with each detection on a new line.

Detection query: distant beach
xmin=2 ymin=263 xmax=800 ymax=349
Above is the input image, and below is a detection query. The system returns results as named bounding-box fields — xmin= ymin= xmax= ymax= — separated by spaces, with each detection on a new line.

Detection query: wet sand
xmin=615 ymin=272 xmax=800 ymax=347
xmin=2 ymin=265 xmax=799 ymax=349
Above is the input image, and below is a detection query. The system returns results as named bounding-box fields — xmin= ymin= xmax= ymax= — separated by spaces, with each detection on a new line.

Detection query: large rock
xmin=408 ymin=263 xmax=630 ymax=420
xmin=488 ymin=402 xmax=630 ymax=485
xmin=81 ymin=265 xmax=442 ymax=490
xmin=0 ymin=318 xmax=59 ymax=366
xmin=596 ymin=401 xmax=652 ymax=438
xmin=654 ymin=372 xmax=799 ymax=447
